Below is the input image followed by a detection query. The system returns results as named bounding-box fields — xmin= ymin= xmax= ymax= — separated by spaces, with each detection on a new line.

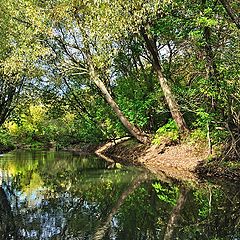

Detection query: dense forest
xmin=0 ymin=0 xmax=239 ymax=160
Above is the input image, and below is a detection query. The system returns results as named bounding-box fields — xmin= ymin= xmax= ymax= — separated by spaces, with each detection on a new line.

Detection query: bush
xmin=188 ymin=128 xmax=207 ymax=144
xmin=0 ymin=128 xmax=15 ymax=152
xmin=152 ymin=119 xmax=179 ymax=145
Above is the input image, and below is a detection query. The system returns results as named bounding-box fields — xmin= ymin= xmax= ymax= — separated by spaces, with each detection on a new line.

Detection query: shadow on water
xmin=0 ymin=150 xmax=240 ymax=239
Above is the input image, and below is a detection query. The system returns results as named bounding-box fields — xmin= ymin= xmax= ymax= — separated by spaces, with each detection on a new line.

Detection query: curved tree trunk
xmin=219 ymin=0 xmax=240 ymax=29
xmin=74 ymin=15 xmax=150 ymax=144
xmin=164 ymin=187 xmax=188 ymax=240
xmin=88 ymin=63 xmax=150 ymax=144
xmin=93 ymin=173 xmax=149 ymax=240
xmin=141 ymin=29 xmax=189 ymax=133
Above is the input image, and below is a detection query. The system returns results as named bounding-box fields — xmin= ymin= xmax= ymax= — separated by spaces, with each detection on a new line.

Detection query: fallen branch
xmin=95 ymin=136 xmax=131 ymax=163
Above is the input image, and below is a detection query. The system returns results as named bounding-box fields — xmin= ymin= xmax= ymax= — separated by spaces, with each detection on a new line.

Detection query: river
xmin=0 ymin=150 xmax=239 ymax=239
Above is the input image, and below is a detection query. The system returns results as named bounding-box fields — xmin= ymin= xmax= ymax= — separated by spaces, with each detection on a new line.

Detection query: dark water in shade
xmin=0 ymin=151 xmax=240 ymax=240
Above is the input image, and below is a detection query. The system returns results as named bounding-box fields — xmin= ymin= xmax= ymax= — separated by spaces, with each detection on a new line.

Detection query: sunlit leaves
xmin=0 ymin=0 xmax=49 ymax=75
xmin=152 ymin=182 xmax=179 ymax=206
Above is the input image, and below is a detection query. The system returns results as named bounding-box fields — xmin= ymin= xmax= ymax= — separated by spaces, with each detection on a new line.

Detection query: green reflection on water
xmin=0 ymin=150 xmax=240 ymax=240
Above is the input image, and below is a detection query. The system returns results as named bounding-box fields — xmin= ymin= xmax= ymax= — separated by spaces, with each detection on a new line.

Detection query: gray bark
xmin=88 ymin=63 xmax=150 ymax=144
xmin=141 ymin=29 xmax=189 ymax=132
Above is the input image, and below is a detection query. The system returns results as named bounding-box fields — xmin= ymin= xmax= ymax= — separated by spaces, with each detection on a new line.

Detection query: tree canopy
xmin=0 ymin=0 xmax=239 ymax=158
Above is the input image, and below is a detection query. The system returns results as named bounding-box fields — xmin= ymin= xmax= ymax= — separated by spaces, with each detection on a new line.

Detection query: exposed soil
xmin=196 ymin=160 xmax=240 ymax=182
xmin=99 ymin=139 xmax=209 ymax=182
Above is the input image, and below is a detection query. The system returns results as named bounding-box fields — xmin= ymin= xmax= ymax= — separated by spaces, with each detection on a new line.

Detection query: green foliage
xmin=152 ymin=119 xmax=179 ymax=145
xmin=4 ymin=100 xmax=123 ymax=149
xmin=0 ymin=0 xmax=239 ymax=158
xmin=193 ymin=190 xmax=211 ymax=218
xmin=191 ymin=108 xmax=229 ymax=145
xmin=152 ymin=182 xmax=179 ymax=206
xmin=195 ymin=109 xmax=212 ymax=129
xmin=0 ymin=128 xmax=15 ymax=152
xmin=115 ymin=72 xmax=161 ymax=131
xmin=188 ymin=128 xmax=207 ymax=144
xmin=5 ymin=105 xmax=79 ymax=148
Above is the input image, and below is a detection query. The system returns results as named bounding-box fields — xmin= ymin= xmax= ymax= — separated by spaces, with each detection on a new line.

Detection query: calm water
xmin=0 ymin=151 xmax=240 ymax=240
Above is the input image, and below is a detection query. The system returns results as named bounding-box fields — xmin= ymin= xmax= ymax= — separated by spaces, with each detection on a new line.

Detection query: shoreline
xmin=2 ymin=139 xmax=240 ymax=182
xmin=94 ymin=138 xmax=240 ymax=182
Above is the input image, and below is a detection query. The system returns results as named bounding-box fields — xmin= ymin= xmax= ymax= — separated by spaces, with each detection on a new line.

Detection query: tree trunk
xmin=154 ymin=65 xmax=189 ymax=132
xmin=219 ymin=0 xmax=240 ymax=29
xmin=164 ymin=187 xmax=188 ymax=240
xmin=93 ymin=173 xmax=149 ymax=240
xmin=88 ymin=64 xmax=150 ymax=144
xmin=0 ymin=186 xmax=17 ymax=239
xmin=141 ymin=29 xmax=189 ymax=132
xmin=75 ymin=17 xmax=150 ymax=144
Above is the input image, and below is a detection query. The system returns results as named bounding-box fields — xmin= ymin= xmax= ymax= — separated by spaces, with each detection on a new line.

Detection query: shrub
xmin=152 ymin=119 xmax=179 ymax=145
xmin=0 ymin=127 xmax=15 ymax=152
xmin=188 ymin=128 xmax=207 ymax=144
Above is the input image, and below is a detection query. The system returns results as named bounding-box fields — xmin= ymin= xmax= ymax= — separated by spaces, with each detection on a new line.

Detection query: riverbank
xmin=94 ymin=138 xmax=207 ymax=181
xmin=3 ymin=137 xmax=240 ymax=182
xmin=95 ymin=138 xmax=240 ymax=182
xmin=0 ymin=144 xmax=14 ymax=154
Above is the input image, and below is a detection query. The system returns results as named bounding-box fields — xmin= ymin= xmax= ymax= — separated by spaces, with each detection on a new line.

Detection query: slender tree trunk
xmin=0 ymin=186 xmax=17 ymax=239
xmin=141 ymin=29 xmax=189 ymax=132
xmin=93 ymin=173 xmax=149 ymax=240
xmin=154 ymin=65 xmax=188 ymax=132
xmin=74 ymin=15 xmax=150 ymax=144
xmin=88 ymin=64 xmax=150 ymax=144
xmin=219 ymin=0 xmax=240 ymax=29
xmin=202 ymin=0 xmax=226 ymax=118
xmin=164 ymin=187 xmax=188 ymax=240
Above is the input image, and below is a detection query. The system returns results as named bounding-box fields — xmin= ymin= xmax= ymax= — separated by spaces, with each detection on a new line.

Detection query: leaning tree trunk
xmin=141 ymin=29 xmax=189 ymax=133
xmin=219 ymin=0 xmax=240 ymax=29
xmin=88 ymin=64 xmax=150 ymax=144
xmin=93 ymin=173 xmax=149 ymax=240
xmin=75 ymin=17 xmax=149 ymax=144
xmin=164 ymin=187 xmax=188 ymax=240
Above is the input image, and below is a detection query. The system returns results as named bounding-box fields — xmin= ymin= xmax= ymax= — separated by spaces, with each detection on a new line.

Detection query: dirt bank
xmin=196 ymin=160 xmax=240 ymax=181
xmin=64 ymin=139 xmax=240 ymax=182
xmin=97 ymin=139 xmax=208 ymax=182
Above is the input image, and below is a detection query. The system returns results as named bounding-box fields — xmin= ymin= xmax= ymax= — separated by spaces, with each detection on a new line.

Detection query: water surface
xmin=0 ymin=150 xmax=240 ymax=240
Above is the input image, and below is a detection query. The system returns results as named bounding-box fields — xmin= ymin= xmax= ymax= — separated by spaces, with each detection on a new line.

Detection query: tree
xmin=75 ymin=0 xmax=189 ymax=132
xmin=219 ymin=0 xmax=240 ymax=29
xmin=0 ymin=0 xmax=49 ymax=126
xmin=0 ymin=74 xmax=24 ymax=126
xmin=43 ymin=1 xmax=150 ymax=143
xmin=140 ymin=27 xmax=189 ymax=132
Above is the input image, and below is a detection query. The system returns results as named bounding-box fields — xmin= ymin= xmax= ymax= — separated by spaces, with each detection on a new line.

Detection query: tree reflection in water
xmin=0 ymin=151 xmax=240 ymax=239
xmin=0 ymin=185 xmax=17 ymax=239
